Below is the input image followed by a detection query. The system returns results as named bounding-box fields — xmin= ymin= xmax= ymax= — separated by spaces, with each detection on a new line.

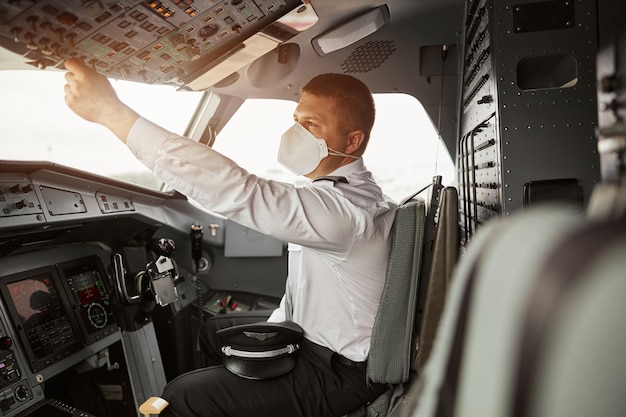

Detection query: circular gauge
xmin=87 ymin=303 xmax=107 ymax=328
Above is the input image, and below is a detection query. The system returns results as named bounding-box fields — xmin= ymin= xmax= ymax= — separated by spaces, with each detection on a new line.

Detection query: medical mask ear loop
xmin=327 ymin=148 xmax=361 ymax=160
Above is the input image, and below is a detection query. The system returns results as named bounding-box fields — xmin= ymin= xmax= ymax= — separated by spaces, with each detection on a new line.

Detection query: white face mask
xmin=277 ymin=123 xmax=359 ymax=176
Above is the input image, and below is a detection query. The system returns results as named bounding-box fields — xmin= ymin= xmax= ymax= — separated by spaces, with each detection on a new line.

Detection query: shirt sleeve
xmin=126 ymin=117 xmax=357 ymax=251
xmin=266 ymin=295 xmax=287 ymax=322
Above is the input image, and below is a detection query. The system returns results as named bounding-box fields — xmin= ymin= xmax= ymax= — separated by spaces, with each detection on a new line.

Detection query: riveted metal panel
xmin=458 ymin=0 xmax=601 ymax=243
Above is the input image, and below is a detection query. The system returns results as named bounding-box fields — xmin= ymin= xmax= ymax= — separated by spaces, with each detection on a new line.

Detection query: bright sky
xmin=1 ymin=69 xmax=455 ymax=202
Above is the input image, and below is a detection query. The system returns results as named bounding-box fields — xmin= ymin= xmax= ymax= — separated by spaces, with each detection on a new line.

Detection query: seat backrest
xmin=346 ymin=197 xmax=426 ymax=417
xmin=355 ymin=183 xmax=460 ymax=417
xmin=367 ymin=197 xmax=426 ymax=386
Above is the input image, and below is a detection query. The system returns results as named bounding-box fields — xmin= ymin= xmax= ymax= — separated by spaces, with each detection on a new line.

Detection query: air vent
xmin=340 ymin=40 xmax=396 ymax=73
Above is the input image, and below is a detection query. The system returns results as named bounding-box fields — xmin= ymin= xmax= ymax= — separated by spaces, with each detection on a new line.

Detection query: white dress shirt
xmin=127 ymin=117 xmax=398 ymax=362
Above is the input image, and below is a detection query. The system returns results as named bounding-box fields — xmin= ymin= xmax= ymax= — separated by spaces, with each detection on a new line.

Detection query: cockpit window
xmin=2 ymin=70 xmax=454 ymax=201
xmin=2 ymin=69 xmax=203 ymax=190
xmin=212 ymin=94 xmax=456 ymax=203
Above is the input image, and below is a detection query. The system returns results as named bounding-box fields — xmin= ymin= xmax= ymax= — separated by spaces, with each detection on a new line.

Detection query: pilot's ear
xmin=345 ymin=130 xmax=365 ymax=154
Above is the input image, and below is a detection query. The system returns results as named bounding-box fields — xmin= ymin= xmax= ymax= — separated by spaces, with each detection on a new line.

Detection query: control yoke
xmin=111 ymin=238 xmax=179 ymax=307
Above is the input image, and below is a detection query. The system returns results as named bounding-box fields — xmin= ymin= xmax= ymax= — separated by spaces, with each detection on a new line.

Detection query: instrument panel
xmin=0 ymin=246 xmax=122 ymax=417
xmin=0 ymin=256 xmax=116 ymax=373
xmin=0 ymin=162 xmax=206 ymax=416
xmin=0 ymin=0 xmax=302 ymax=87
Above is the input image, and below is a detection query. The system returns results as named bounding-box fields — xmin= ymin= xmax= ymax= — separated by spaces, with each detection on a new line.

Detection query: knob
xmin=39 ymin=37 xmax=52 ymax=55
xmin=10 ymin=27 xmax=22 ymax=42
xmin=51 ymin=42 xmax=62 ymax=57
xmin=15 ymin=200 xmax=29 ymax=210
xmin=5 ymin=370 xmax=19 ymax=383
xmin=26 ymin=15 xmax=39 ymax=32
xmin=15 ymin=385 xmax=29 ymax=402
xmin=24 ymin=33 xmax=37 ymax=50
xmin=185 ymin=45 xmax=200 ymax=60
xmin=152 ymin=238 xmax=176 ymax=256
xmin=40 ymin=21 xmax=53 ymax=32
xmin=66 ymin=32 xmax=77 ymax=48
xmin=170 ymin=34 xmax=186 ymax=50
xmin=55 ymin=27 xmax=66 ymax=43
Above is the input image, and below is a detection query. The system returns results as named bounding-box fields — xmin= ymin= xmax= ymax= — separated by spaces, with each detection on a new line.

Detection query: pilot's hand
xmin=63 ymin=58 xmax=139 ymax=143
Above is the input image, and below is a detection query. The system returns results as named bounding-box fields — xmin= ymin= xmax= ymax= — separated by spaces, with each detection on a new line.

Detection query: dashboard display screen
xmin=7 ymin=274 xmax=67 ymax=337
xmin=1 ymin=267 xmax=82 ymax=372
xmin=70 ymin=271 xmax=102 ymax=305
xmin=59 ymin=257 xmax=117 ymax=344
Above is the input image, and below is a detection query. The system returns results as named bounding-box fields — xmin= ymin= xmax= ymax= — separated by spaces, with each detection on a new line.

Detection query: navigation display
xmin=1 ymin=267 xmax=82 ymax=372
xmin=58 ymin=257 xmax=117 ymax=344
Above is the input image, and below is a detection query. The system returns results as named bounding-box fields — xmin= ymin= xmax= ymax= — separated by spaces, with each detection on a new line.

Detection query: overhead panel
xmin=0 ymin=0 xmax=306 ymax=88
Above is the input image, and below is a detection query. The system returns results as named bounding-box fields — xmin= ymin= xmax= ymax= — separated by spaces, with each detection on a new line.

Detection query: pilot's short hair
xmin=301 ymin=73 xmax=375 ymax=149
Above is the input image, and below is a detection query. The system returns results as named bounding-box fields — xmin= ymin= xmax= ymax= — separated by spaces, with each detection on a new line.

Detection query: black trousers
xmin=162 ymin=313 xmax=387 ymax=417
